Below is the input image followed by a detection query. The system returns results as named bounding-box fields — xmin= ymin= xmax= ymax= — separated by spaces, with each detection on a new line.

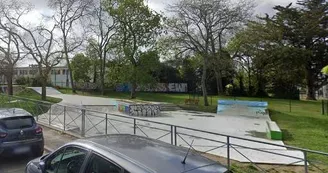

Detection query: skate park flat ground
xmin=26 ymin=88 xmax=304 ymax=165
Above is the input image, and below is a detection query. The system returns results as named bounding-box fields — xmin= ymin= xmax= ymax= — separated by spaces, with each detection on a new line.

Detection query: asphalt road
xmin=0 ymin=154 xmax=36 ymax=173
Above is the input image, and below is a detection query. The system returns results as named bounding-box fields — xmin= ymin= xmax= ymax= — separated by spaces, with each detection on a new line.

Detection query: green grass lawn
xmin=14 ymin=88 xmax=62 ymax=103
xmin=59 ymin=89 xmax=328 ymax=165
xmin=0 ymin=88 xmax=62 ymax=117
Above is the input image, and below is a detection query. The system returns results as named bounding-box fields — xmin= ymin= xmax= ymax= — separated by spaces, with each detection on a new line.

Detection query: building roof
xmin=72 ymin=134 xmax=227 ymax=173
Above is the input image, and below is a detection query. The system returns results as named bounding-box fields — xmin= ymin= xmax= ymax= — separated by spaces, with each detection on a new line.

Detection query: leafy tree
xmin=88 ymin=0 xmax=117 ymax=95
xmin=209 ymin=50 xmax=234 ymax=95
xmin=86 ymin=39 xmax=101 ymax=83
xmin=71 ymin=53 xmax=92 ymax=82
xmin=166 ymin=0 xmax=253 ymax=106
xmin=105 ymin=0 xmax=163 ymax=99
xmin=49 ymin=0 xmax=93 ymax=94
xmin=262 ymin=1 xmax=328 ymax=100
xmin=106 ymin=51 xmax=161 ymax=91
xmin=0 ymin=0 xmax=62 ymax=100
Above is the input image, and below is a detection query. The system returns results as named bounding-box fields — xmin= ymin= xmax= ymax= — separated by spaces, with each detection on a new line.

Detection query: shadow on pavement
xmin=0 ymin=154 xmax=37 ymax=173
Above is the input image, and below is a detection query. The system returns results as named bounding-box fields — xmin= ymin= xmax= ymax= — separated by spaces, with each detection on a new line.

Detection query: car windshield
xmin=0 ymin=116 xmax=34 ymax=129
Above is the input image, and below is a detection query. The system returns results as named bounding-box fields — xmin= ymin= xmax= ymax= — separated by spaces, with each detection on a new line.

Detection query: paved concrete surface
xmin=42 ymin=125 xmax=76 ymax=151
xmin=0 ymin=154 xmax=36 ymax=173
xmin=32 ymin=90 xmax=305 ymax=165
xmin=29 ymin=87 xmax=62 ymax=95
xmin=0 ymin=126 xmax=74 ymax=173
xmin=50 ymin=94 xmax=117 ymax=105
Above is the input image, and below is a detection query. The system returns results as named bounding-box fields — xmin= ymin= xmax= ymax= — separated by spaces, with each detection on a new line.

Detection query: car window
xmin=45 ymin=146 xmax=88 ymax=173
xmin=85 ymin=154 xmax=122 ymax=173
xmin=45 ymin=148 xmax=65 ymax=173
xmin=0 ymin=116 xmax=34 ymax=129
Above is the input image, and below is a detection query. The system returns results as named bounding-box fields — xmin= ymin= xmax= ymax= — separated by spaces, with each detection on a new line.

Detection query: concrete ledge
xmin=266 ymin=121 xmax=282 ymax=140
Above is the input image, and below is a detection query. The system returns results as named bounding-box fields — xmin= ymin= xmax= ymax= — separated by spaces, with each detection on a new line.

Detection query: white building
xmin=0 ymin=65 xmax=72 ymax=88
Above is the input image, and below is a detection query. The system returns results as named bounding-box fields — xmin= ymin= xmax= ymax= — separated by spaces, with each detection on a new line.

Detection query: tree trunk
xmin=202 ymin=56 xmax=209 ymax=106
xmin=130 ymin=66 xmax=137 ymax=99
xmin=93 ymin=63 xmax=97 ymax=83
xmin=65 ymin=54 xmax=76 ymax=93
xmin=41 ymin=79 xmax=47 ymax=101
xmin=130 ymin=81 xmax=137 ymax=99
xmin=215 ymin=71 xmax=220 ymax=95
xmin=63 ymin=35 xmax=76 ymax=93
xmin=214 ymin=70 xmax=223 ymax=95
xmin=306 ymin=69 xmax=316 ymax=100
xmin=100 ymin=51 xmax=106 ymax=95
xmin=248 ymin=70 xmax=252 ymax=95
xmin=6 ymin=75 xmax=13 ymax=96
xmin=99 ymin=55 xmax=104 ymax=95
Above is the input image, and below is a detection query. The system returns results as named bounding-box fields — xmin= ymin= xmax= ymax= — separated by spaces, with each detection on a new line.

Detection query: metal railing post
xmin=174 ymin=126 xmax=177 ymax=146
xmin=227 ymin=136 xmax=231 ymax=171
xmin=304 ymin=151 xmax=308 ymax=173
xmin=105 ymin=114 xmax=108 ymax=135
xmin=49 ymin=105 xmax=52 ymax=125
xmin=171 ymin=126 xmax=174 ymax=145
xmin=81 ymin=109 xmax=86 ymax=137
xmin=63 ymin=106 xmax=66 ymax=131
xmin=134 ymin=119 xmax=136 ymax=135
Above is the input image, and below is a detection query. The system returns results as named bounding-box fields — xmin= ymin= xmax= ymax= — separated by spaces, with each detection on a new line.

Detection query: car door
xmin=44 ymin=146 xmax=89 ymax=173
xmin=83 ymin=153 xmax=125 ymax=173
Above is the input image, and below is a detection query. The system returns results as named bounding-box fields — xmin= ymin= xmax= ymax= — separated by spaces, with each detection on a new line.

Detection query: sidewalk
xmin=41 ymin=125 xmax=77 ymax=152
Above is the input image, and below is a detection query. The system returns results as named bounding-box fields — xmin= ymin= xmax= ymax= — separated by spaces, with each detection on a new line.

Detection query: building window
xmin=57 ymin=70 xmax=61 ymax=75
xmin=62 ymin=69 xmax=66 ymax=75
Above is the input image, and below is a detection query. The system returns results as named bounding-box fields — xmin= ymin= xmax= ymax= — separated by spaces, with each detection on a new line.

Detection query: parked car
xmin=26 ymin=134 xmax=228 ymax=173
xmin=0 ymin=108 xmax=44 ymax=157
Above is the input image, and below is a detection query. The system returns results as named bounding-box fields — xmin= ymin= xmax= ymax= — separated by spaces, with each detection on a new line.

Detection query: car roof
xmin=0 ymin=108 xmax=32 ymax=119
xmin=71 ymin=134 xmax=227 ymax=173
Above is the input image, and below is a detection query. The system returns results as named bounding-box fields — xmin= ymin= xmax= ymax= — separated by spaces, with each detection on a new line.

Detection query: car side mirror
xmin=39 ymin=161 xmax=46 ymax=172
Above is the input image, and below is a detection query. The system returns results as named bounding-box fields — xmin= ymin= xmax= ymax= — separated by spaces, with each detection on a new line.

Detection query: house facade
xmin=0 ymin=64 xmax=71 ymax=88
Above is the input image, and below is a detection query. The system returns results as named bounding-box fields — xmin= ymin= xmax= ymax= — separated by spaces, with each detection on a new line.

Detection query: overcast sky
xmin=19 ymin=0 xmax=297 ymax=67
xmin=26 ymin=0 xmax=298 ymax=17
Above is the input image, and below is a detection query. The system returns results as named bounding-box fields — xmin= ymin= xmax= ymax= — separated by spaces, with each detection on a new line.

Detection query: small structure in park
xmin=117 ymin=101 xmax=161 ymax=117
xmin=217 ymin=100 xmax=282 ymax=140
xmin=217 ymin=100 xmax=268 ymax=116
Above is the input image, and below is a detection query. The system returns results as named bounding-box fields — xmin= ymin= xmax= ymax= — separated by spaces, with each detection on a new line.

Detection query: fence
xmin=0 ymin=94 xmax=328 ymax=172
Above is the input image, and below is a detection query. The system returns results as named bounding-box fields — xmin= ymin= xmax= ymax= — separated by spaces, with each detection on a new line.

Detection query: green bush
xmin=15 ymin=76 xmax=30 ymax=85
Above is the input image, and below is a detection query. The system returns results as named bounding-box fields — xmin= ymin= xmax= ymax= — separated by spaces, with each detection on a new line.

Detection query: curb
xmin=44 ymin=146 xmax=53 ymax=153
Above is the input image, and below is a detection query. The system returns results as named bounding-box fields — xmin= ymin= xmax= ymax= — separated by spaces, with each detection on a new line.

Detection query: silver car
xmin=26 ymin=134 xmax=227 ymax=173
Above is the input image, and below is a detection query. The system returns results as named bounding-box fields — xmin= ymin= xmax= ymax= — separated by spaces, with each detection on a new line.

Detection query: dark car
xmin=26 ymin=134 xmax=228 ymax=173
xmin=0 ymin=108 xmax=44 ymax=157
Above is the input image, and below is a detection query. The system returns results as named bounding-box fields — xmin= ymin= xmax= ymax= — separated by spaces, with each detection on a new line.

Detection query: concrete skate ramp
xmin=84 ymin=105 xmax=117 ymax=113
xmin=29 ymin=87 xmax=62 ymax=95
xmin=217 ymin=100 xmax=268 ymax=116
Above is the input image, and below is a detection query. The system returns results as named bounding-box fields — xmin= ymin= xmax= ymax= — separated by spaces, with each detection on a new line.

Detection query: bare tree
xmin=0 ymin=28 xmax=25 ymax=95
xmin=87 ymin=0 xmax=116 ymax=95
xmin=49 ymin=0 xmax=93 ymax=93
xmin=167 ymin=0 xmax=253 ymax=106
xmin=0 ymin=0 xmax=63 ymax=100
